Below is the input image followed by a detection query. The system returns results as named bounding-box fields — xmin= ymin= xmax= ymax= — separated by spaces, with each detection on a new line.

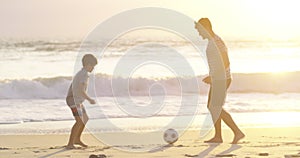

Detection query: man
xmin=195 ymin=18 xmax=245 ymax=144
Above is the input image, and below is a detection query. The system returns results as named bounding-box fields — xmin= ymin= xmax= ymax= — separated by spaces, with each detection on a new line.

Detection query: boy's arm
xmin=79 ymin=83 xmax=96 ymax=104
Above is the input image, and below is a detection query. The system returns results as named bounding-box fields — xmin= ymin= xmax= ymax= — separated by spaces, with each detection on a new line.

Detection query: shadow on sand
xmin=185 ymin=144 xmax=242 ymax=157
xmin=38 ymin=146 xmax=69 ymax=158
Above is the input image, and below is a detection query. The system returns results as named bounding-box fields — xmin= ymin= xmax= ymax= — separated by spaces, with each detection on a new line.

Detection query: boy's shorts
xmin=66 ymin=96 xmax=86 ymax=117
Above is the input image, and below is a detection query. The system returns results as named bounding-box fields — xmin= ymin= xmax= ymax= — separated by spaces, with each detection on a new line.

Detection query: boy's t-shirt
xmin=67 ymin=68 xmax=89 ymax=105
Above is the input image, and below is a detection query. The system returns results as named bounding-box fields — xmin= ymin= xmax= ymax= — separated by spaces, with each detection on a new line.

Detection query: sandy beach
xmin=1 ymin=1 xmax=300 ymax=158
xmin=1 ymin=127 xmax=300 ymax=158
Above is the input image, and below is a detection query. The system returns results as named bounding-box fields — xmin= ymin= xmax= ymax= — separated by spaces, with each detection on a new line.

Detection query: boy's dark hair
xmin=82 ymin=54 xmax=98 ymax=66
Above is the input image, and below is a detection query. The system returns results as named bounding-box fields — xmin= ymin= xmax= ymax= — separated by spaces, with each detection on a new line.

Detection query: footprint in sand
xmin=49 ymin=146 xmax=64 ymax=149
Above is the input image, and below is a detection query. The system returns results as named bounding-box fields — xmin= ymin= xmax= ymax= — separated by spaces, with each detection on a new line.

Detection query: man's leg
xmin=204 ymin=88 xmax=223 ymax=143
xmin=204 ymin=109 xmax=223 ymax=143
xmin=220 ymin=109 xmax=245 ymax=144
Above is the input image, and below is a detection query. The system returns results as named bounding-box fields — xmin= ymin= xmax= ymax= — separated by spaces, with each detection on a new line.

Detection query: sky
xmin=0 ymin=0 xmax=300 ymax=41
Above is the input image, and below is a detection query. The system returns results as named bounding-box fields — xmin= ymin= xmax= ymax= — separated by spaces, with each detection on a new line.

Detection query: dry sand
xmin=1 ymin=127 xmax=300 ymax=158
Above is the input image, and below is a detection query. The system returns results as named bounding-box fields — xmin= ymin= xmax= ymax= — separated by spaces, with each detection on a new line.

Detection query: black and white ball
xmin=163 ymin=128 xmax=178 ymax=144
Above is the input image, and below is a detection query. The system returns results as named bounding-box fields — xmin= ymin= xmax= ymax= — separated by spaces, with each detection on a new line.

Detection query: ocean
xmin=0 ymin=39 xmax=300 ymax=135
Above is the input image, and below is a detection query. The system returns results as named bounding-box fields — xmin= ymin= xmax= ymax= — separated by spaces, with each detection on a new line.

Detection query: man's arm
xmin=202 ymin=76 xmax=211 ymax=84
xmin=221 ymin=52 xmax=230 ymax=69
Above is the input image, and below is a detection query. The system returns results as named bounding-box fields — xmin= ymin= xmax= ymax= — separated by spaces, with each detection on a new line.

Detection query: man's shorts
xmin=66 ymin=96 xmax=86 ymax=117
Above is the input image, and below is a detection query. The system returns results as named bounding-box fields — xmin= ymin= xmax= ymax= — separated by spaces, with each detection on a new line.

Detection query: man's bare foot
xmin=74 ymin=141 xmax=88 ymax=147
xmin=231 ymin=132 xmax=245 ymax=144
xmin=204 ymin=137 xmax=223 ymax=143
xmin=65 ymin=144 xmax=76 ymax=149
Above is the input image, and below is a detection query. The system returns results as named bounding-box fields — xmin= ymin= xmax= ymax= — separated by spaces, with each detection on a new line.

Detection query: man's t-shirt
xmin=206 ymin=34 xmax=231 ymax=79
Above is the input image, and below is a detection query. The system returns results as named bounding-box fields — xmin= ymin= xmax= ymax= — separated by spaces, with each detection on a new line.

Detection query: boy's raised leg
xmin=74 ymin=113 xmax=89 ymax=147
xmin=66 ymin=116 xmax=83 ymax=149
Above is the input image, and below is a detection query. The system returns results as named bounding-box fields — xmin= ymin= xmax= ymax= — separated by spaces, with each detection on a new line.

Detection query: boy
xmin=66 ymin=54 xmax=97 ymax=149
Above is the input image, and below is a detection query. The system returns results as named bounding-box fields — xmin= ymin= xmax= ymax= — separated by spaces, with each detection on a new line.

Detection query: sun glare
xmin=265 ymin=112 xmax=300 ymax=127
xmin=241 ymin=0 xmax=300 ymax=40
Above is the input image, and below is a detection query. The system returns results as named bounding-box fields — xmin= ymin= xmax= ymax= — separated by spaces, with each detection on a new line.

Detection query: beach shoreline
xmin=1 ymin=126 xmax=300 ymax=157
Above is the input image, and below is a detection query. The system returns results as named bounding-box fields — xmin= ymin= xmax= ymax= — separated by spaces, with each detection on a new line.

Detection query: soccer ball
xmin=163 ymin=128 xmax=178 ymax=144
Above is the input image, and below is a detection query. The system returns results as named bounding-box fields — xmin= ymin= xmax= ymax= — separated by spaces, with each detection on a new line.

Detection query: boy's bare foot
xmin=204 ymin=137 xmax=223 ymax=143
xmin=231 ymin=132 xmax=245 ymax=144
xmin=74 ymin=141 xmax=88 ymax=147
xmin=65 ymin=144 xmax=76 ymax=149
